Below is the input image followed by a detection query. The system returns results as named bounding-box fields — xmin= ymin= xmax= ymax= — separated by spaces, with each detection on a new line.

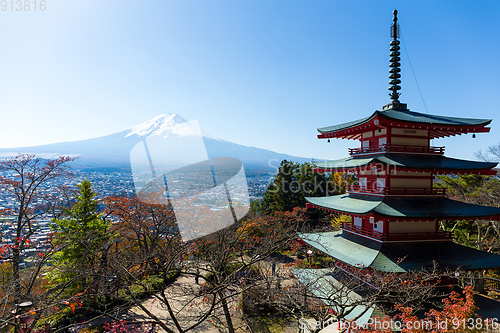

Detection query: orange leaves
xmin=357 ymin=287 xmax=478 ymax=333
xmin=63 ymin=301 xmax=77 ymax=314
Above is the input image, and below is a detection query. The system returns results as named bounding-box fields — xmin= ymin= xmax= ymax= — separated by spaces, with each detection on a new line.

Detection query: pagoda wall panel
xmin=390 ymin=136 xmax=428 ymax=146
xmin=390 ymin=178 xmax=432 ymax=188
xmin=353 ymin=216 xmax=362 ymax=227
xmin=362 ymin=131 xmax=373 ymax=138
xmin=389 ymin=221 xmax=435 ymax=233
xmin=362 ymin=217 xmax=372 ymax=230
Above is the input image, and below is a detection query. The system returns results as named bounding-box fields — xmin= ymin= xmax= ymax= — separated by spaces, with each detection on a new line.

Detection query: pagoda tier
xmin=298 ymin=231 xmax=500 ymax=272
xmin=306 ymin=194 xmax=500 ymax=243
xmin=317 ymin=108 xmax=491 ymax=140
xmin=312 ymin=154 xmax=497 ymax=199
xmin=313 ymin=154 xmax=497 ymax=175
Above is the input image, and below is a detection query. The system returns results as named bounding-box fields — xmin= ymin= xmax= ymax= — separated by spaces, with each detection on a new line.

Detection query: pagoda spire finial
xmin=383 ymin=9 xmax=407 ymax=111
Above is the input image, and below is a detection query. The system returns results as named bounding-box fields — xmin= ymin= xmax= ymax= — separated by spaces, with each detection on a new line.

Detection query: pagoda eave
xmin=318 ymin=112 xmax=491 ymax=140
xmin=312 ymin=166 xmax=497 ymax=175
xmin=306 ymin=202 xmax=500 ymax=221
xmin=311 ymin=154 xmax=498 ymax=175
xmin=305 ymin=195 xmax=500 ymax=221
xmin=298 ymin=231 xmax=500 ymax=272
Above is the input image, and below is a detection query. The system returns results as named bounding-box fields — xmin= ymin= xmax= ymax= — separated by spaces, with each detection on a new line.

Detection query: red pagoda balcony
xmin=348 ymin=144 xmax=444 ymax=156
xmin=348 ymin=185 xmax=446 ymax=196
xmin=342 ymin=224 xmax=453 ymax=242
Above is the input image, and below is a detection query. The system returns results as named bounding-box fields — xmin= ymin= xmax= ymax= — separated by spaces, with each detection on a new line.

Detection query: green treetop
xmin=50 ymin=178 xmax=112 ymax=293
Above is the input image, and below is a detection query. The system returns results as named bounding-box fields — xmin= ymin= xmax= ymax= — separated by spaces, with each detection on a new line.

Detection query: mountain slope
xmin=0 ymin=114 xmax=311 ymax=171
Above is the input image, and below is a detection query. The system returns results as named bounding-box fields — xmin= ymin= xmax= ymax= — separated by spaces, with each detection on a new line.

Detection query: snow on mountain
xmin=125 ymin=113 xmax=221 ymax=140
xmin=125 ymin=113 xmax=188 ymax=137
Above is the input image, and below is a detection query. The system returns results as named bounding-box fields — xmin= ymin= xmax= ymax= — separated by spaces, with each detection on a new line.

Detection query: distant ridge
xmin=0 ymin=114 xmax=311 ymax=171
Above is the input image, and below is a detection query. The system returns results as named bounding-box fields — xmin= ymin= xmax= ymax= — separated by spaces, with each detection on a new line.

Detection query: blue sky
xmin=1 ymin=0 xmax=500 ymax=161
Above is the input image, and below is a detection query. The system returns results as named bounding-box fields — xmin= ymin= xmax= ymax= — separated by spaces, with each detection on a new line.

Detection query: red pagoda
xmin=301 ymin=10 xmax=500 ymax=276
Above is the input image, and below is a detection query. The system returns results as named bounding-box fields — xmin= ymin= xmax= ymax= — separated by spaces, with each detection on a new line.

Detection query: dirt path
xmin=79 ymin=254 xmax=300 ymax=332
xmin=119 ymin=274 xmax=250 ymax=333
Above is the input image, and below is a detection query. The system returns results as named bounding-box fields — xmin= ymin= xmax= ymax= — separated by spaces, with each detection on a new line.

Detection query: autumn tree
xmin=353 ymin=286 xmax=480 ymax=333
xmin=0 ymin=154 xmax=74 ymax=332
xmin=435 ymin=174 xmax=500 ymax=253
xmin=104 ymin=195 xmax=180 ymax=277
xmin=476 ymin=141 xmax=500 ymax=162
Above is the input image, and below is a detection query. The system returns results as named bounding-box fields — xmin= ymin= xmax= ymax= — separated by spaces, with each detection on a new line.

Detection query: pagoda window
xmin=354 ymin=216 xmax=362 ymax=227
xmin=362 ymin=131 xmax=373 ymax=138
xmin=378 ymin=137 xmax=387 ymax=146
xmin=373 ymin=219 xmax=384 ymax=233
xmin=362 ymin=140 xmax=370 ymax=149
xmin=375 ymin=178 xmax=386 ymax=188
xmin=374 ymin=128 xmax=387 ymax=136
xmin=359 ymin=177 xmax=367 ymax=187
xmin=369 ymin=217 xmax=384 ymax=233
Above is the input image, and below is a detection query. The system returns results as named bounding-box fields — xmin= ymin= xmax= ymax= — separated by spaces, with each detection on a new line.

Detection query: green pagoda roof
xmin=318 ymin=109 xmax=492 ymax=134
xmin=313 ymin=154 xmax=498 ymax=172
xmin=292 ymin=268 xmax=376 ymax=323
xmin=306 ymin=194 xmax=500 ymax=219
xmin=299 ymin=231 xmax=500 ymax=272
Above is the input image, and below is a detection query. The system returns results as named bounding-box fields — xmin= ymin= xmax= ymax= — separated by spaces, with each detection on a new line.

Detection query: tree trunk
xmin=12 ymin=246 xmax=21 ymax=333
xmin=219 ymin=292 xmax=235 ymax=333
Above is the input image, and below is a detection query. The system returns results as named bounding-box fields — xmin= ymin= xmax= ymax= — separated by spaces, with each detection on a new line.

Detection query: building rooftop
xmin=313 ymin=154 xmax=498 ymax=174
xmin=299 ymin=231 xmax=500 ymax=272
xmin=306 ymin=194 xmax=500 ymax=220
xmin=318 ymin=109 xmax=492 ymax=135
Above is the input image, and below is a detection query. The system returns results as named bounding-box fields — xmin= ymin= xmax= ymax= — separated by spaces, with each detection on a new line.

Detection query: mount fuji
xmin=0 ymin=114 xmax=311 ymax=171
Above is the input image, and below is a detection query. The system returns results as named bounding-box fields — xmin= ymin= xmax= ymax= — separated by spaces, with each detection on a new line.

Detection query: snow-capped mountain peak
xmin=125 ymin=113 xmax=188 ymax=138
xmin=125 ymin=113 xmax=222 ymax=141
